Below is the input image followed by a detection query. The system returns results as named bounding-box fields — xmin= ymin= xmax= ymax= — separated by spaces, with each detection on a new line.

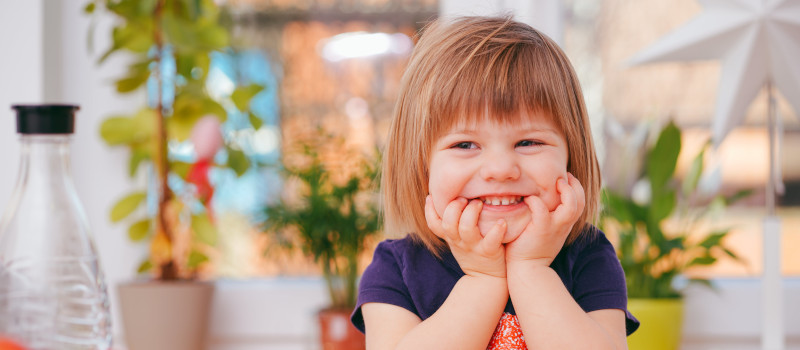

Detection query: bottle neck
xmin=17 ymin=134 xmax=73 ymax=185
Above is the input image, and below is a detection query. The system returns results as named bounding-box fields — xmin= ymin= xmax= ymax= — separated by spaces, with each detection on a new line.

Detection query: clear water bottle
xmin=0 ymin=105 xmax=112 ymax=349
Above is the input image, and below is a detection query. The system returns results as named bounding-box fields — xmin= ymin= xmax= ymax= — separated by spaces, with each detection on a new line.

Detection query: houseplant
xmin=86 ymin=0 xmax=264 ymax=348
xmin=262 ymin=132 xmax=381 ymax=350
xmin=600 ymin=120 xmax=749 ymax=350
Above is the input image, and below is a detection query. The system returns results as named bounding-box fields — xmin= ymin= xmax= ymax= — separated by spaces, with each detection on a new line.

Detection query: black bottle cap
xmin=12 ymin=104 xmax=79 ymax=134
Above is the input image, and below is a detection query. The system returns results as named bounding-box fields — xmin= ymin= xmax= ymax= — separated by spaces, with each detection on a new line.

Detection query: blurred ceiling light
xmin=320 ymin=32 xmax=412 ymax=62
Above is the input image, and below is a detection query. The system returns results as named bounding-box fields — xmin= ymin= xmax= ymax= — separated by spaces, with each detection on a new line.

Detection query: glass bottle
xmin=0 ymin=105 xmax=112 ymax=349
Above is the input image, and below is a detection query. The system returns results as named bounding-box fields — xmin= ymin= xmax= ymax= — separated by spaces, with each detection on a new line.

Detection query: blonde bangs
xmin=428 ymin=33 xmax=570 ymax=142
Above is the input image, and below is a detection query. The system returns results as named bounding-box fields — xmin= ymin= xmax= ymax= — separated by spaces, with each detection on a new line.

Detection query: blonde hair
xmin=382 ymin=16 xmax=601 ymax=255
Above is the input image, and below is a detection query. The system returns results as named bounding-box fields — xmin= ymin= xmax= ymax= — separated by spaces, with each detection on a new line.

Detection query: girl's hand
xmin=425 ymin=195 xmax=507 ymax=278
xmin=505 ymin=173 xmax=585 ymax=267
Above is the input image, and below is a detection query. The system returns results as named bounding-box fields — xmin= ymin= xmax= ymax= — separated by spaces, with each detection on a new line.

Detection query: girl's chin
xmin=478 ymin=212 xmax=531 ymax=244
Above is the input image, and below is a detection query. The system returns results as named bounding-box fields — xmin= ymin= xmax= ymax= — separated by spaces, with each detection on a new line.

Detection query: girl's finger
xmin=441 ymin=197 xmax=468 ymax=240
xmin=424 ymin=195 xmax=446 ymax=239
xmin=524 ymin=195 xmax=550 ymax=228
xmin=553 ymin=177 xmax=578 ymax=225
xmin=481 ymin=219 xmax=506 ymax=252
xmin=568 ymin=173 xmax=586 ymax=214
xmin=458 ymin=199 xmax=483 ymax=242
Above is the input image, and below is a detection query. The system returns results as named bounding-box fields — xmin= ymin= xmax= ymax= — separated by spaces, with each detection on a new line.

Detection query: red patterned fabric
xmin=487 ymin=312 xmax=528 ymax=350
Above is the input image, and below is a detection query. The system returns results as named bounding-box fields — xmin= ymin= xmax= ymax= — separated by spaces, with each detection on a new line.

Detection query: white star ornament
xmin=628 ymin=0 xmax=800 ymax=146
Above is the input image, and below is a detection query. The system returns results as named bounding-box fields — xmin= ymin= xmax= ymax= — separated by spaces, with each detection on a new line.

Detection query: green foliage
xmin=88 ymin=0 xmax=265 ymax=280
xmin=110 ymin=192 xmax=147 ymax=222
xmin=226 ymin=147 xmax=250 ymax=176
xmin=231 ymin=84 xmax=265 ymax=111
xmin=601 ymin=121 xmax=748 ymax=299
xmin=191 ymin=213 xmax=219 ymax=246
xmin=128 ymin=219 xmax=152 ymax=241
xmin=263 ymin=135 xmax=382 ymax=309
xmin=187 ymin=250 xmax=210 ymax=269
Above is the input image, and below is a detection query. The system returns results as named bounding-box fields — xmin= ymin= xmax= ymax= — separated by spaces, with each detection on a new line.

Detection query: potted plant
xmin=600 ymin=120 xmax=749 ymax=350
xmin=86 ymin=0 xmax=265 ymax=349
xmin=262 ymin=132 xmax=381 ymax=350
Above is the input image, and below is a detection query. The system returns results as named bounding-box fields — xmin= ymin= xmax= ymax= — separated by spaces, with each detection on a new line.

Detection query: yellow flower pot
xmin=627 ymin=298 xmax=684 ymax=350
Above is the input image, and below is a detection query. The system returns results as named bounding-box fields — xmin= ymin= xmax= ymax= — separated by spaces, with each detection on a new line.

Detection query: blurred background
xmin=0 ymin=0 xmax=798 ymax=349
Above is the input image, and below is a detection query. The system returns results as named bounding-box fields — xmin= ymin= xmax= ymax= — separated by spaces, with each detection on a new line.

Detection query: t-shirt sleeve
xmin=571 ymin=232 xmax=640 ymax=335
xmin=350 ymin=240 xmax=418 ymax=333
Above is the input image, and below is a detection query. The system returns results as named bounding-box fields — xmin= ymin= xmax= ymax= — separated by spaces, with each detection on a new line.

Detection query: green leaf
xmin=231 ymin=84 xmax=264 ymax=111
xmin=110 ymin=192 xmax=147 ymax=222
xmin=131 ymin=108 xmax=158 ymax=135
xmin=100 ymin=116 xmax=136 ymax=145
xmin=138 ymin=0 xmax=158 ymax=14
xmin=187 ymin=250 xmax=209 ymax=269
xmin=84 ymin=2 xmax=96 ymax=14
xmin=659 ymin=237 xmax=684 ymax=254
xmin=100 ymin=109 xmax=157 ymax=146
xmin=202 ymin=98 xmax=227 ymax=121
xmin=116 ymin=72 xmax=150 ymax=93
xmin=726 ymin=189 xmax=753 ymax=205
xmin=167 ymin=105 xmax=203 ymax=142
xmin=97 ymin=45 xmax=119 ymax=65
xmin=196 ymin=24 xmax=229 ymax=50
xmin=193 ymin=54 xmax=212 ymax=80
xmin=171 ymin=161 xmax=193 ymax=179
xmin=162 ymin=15 xmax=194 ymax=51
xmin=163 ymin=15 xmax=227 ymax=53
xmin=708 ymin=195 xmax=727 ymax=216
xmin=128 ymin=219 xmax=151 ymax=241
xmin=180 ymin=0 xmax=201 ymax=20
xmin=113 ymin=22 xmax=154 ymax=53
xmin=699 ymin=231 xmax=728 ymax=249
xmin=176 ymin=55 xmax=198 ymax=79
xmin=106 ymin=0 xmax=140 ymax=18
xmin=227 ymin=148 xmax=250 ymax=176
xmin=128 ymin=149 xmax=150 ymax=178
xmin=249 ymin=111 xmax=263 ymax=130
xmin=688 ymin=256 xmax=717 ymax=266
xmin=649 ymin=190 xmax=676 ymax=223
xmin=173 ymin=92 xmax=205 ymax=119
xmin=647 ymin=121 xmax=681 ymax=190
xmin=191 ymin=213 xmax=218 ymax=246
xmin=137 ymin=259 xmax=153 ymax=274
xmin=682 ymin=143 xmax=706 ymax=197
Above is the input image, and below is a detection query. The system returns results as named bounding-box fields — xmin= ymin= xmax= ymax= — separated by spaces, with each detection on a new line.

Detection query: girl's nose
xmin=479 ymin=151 xmax=521 ymax=181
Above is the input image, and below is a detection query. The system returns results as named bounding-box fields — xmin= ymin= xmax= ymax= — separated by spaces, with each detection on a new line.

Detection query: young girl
xmin=351 ymin=16 xmax=639 ymax=349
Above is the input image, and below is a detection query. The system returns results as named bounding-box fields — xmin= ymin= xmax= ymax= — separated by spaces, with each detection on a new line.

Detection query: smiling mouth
xmin=478 ymin=196 xmax=524 ymax=206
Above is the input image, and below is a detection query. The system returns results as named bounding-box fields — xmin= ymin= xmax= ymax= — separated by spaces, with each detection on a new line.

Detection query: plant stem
xmin=153 ymin=0 xmax=177 ymax=281
xmin=346 ymin=251 xmax=358 ymax=308
xmin=321 ymin=258 xmax=338 ymax=309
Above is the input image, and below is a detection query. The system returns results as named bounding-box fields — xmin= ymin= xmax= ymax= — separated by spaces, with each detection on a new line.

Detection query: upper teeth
xmin=482 ymin=196 xmax=522 ymax=206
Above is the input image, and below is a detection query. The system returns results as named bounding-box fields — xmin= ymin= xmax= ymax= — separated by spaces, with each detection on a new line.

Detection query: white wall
xmin=0 ymin=0 xmax=144 ymax=340
xmin=0 ymin=0 xmax=44 ymax=204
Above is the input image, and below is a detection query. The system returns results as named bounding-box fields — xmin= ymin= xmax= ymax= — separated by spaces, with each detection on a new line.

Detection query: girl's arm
xmin=360 ymin=196 xmax=510 ymax=350
xmin=506 ymin=175 xmax=627 ymax=349
xmin=362 ymin=274 xmax=508 ymax=350
xmin=507 ymin=262 xmax=627 ymax=349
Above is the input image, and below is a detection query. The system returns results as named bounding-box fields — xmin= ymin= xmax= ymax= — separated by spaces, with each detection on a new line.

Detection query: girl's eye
xmin=516 ymin=140 xmax=542 ymax=147
xmin=451 ymin=142 xmax=476 ymax=149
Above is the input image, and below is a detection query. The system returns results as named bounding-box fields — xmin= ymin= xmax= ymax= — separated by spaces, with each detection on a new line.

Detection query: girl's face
xmin=428 ymin=111 xmax=569 ymax=243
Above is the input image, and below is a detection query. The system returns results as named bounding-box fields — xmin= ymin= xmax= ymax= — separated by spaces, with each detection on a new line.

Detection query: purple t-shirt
xmin=351 ymin=226 xmax=640 ymax=335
